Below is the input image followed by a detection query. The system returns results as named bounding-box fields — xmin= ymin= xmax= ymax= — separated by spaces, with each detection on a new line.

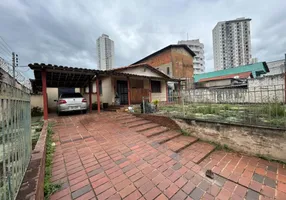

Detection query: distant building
xmin=266 ymin=59 xmax=285 ymax=76
xmin=178 ymin=39 xmax=205 ymax=74
xmin=250 ymin=58 xmax=258 ymax=64
xmin=96 ymin=34 xmax=114 ymax=70
xmin=213 ymin=17 xmax=252 ymax=71
xmin=194 ymin=62 xmax=269 ymax=88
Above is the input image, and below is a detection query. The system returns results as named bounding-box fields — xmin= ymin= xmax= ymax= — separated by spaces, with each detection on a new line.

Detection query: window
xmin=167 ymin=67 xmax=170 ymax=75
xmin=151 ymin=81 xmax=161 ymax=93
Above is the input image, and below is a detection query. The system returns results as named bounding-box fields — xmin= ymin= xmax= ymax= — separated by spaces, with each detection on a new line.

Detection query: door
xmin=117 ymin=81 xmax=128 ymax=105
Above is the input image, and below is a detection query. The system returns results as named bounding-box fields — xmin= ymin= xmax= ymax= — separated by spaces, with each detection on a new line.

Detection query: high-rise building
xmin=178 ymin=39 xmax=205 ymax=74
xmin=96 ymin=34 xmax=114 ymax=70
xmin=213 ymin=17 xmax=252 ymax=71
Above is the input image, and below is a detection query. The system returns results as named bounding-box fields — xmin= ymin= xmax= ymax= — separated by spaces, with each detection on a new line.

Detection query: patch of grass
xmin=257 ymin=154 xmax=286 ymax=165
xmin=44 ymin=123 xmax=61 ymax=199
xmin=181 ymin=129 xmax=191 ymax=136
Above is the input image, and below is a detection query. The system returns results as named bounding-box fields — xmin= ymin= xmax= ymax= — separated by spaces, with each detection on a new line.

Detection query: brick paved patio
xmin=49 ymin=112 xmax=286 ymax=200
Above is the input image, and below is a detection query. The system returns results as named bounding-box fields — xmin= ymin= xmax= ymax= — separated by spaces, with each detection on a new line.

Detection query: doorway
xmin=117 ymin=80 xmax=128 ymax=105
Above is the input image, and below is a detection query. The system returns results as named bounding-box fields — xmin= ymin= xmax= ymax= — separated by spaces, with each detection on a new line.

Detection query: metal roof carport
xmin=29 ymin=63 xmax=183 ymax=120
xmin=29 ymin=63 xmax=106 ymax=120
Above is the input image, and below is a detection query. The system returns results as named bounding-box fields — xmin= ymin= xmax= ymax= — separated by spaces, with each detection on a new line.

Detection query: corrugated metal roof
xmin=199 ymin=72 xmax=252 ymax=82
xmin=194 ymin=62 xmax=269 ymax=82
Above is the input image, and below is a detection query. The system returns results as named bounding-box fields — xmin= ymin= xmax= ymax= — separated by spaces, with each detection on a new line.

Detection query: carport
xmin=29 ymin=63 xmax=103 ymax=120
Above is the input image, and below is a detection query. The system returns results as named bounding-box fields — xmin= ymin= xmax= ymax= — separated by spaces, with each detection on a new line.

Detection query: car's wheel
xmin=57 ymin=110 xmax=61 ymax=116
xmin=82 ymin=109 xmax=87 ymax=114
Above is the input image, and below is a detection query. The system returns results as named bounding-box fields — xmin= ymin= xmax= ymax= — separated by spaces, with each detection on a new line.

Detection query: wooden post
xmin=89 ymin=79 xmax=92 ymax=113
xmin=127 ymin=78 xmax=131 ymax=106
xmin=96 ymin=78 xmax=100 ymax=113
xmin=178 ymin=81 xmax=181 ymax=103
xmin=41 ymin=70 xmax=48 ymax=120
xmin=166 ymin=81 xmax=168 ymax=103
xmin=149 ymin=79 xmax=152 ymax=102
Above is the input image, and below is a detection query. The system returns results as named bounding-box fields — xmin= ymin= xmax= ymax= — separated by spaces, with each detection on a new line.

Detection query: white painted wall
xmin=152 ymin=80 xmax=167 ymax=102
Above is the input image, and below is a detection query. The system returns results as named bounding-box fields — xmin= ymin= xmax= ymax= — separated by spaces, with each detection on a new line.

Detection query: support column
xmin=127 ymin=78 xmax=131 ymax=106
xmin=41 ymin=70 xmax=48 ymax=120
xmin=166 ymin=81 xmax=168 ymax=103
xmin=88 ymin=80 xmax=92 ymax=113
xmin=178 ymin=81 xmax=181 ymax=103
xmin=149 ymin=79 xmax=152 ymax=102
xmin=96 ymin=78 xmax=101 ymax=113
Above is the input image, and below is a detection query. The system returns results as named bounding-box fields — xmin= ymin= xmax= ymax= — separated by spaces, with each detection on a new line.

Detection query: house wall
xmin=171 ymin=47 xmax=194 ymax=79
xmin=119 ymin=67 xmax=162 ymax=78
xmin=31 ymin=95 xmax=43 ymax=108
xmin=152 ymin=80 xmax=167 ymax=102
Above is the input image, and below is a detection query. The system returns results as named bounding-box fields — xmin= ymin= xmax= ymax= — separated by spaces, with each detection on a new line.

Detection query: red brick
xmin=182 ymin=181 xmax=195 ymax=194
xmin=216 ymin=188 xmax=231 ymax=200
xmin=71 ymin=179 xmax=90 ymax=192
xmin=207 ymin=184 xmax=220 ymax=197
xmin=111 ymin=174 xmax=127 ymax=185
xmin=139 ymin=181 xmax=155 ymax=195
xmin=234 ymin=185 xmax=247 ymax=197
xmin=97 ymin=187 xmax=116 ymax=200
xmin=134 ymin=176 xmax=149 ymax=188
xmin=74 ymin=190 xmax=95 ymax=200
xmin=126 ymin=167 xmax=140 ymax=177
xmin=278 ymin=182 xmax=286 ymax=193
xmin=144 ymin=187 xmax=161 ymax=200
xmin=261 ymin=185 xmax=275 ymax=198
xmin=175 ymin=177 xmax=187 ymax=188
xmin=238 ymin=177 xmax=251 ymax=187
xmin=158 ymin=179 xmax=172 ymax=191
xmin=223 ymin=181 xmax=236 ymax=192
xmin=70 ymin=175 xmax=88 ymax=186
xmin=91 ymin=177 xmax=109 ymax=188
xmin=155 ymin=194 xmax=168 ymax=200
xmin=114 ymin=178 xmax=131 ymax=191
xmin=124 ymin=190 xmax=142 ymax=200
xmin=276 ymin=190 xmax=286 ymax=200
xmin=50 ymin=188 xmax=70 ymax=200
xmin=164 ymin=184 xmax=179 ymax=198
xmin=255 ymin=167 xmax=266 ymax=175
xmin=249 ymin=180 xmax=262 ymax=193
xmin=89 ymin=173 xmax=106 ymax=183
xmin=152 ymin=174 xmax=166 ymax=185
xmin=94 ymin=182 xmax=113 ymax=195
xmin=119 ymin=184 xmax=136 ymax=198
xmin=130 ymin=172 xmax=144 ymax=182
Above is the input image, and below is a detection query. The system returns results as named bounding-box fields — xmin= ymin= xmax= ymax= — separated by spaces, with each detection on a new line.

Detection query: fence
xmin=160 ymin=85 xmax=286 ymax=128
xmin=0 ymin=81 xmax=31 ymax=200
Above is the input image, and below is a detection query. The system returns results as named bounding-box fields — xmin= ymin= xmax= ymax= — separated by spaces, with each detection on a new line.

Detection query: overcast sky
xmin=0 ymin=0 xmax=285 ymax=79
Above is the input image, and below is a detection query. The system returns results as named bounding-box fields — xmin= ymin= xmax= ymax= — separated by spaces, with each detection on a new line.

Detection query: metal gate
xmin=0 ymin=81 xmax=31 ymax=200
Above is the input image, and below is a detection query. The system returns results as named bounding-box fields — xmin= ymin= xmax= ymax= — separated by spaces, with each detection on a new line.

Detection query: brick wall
xmin=171 ymin=47 xmax=194 ymax=78
xmin=136 ymin=47 xmax=194 ymax=79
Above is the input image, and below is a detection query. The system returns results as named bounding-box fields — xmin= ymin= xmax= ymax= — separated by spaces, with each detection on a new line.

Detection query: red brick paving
xmin=49 ymin=112 xmax=286 ymax=199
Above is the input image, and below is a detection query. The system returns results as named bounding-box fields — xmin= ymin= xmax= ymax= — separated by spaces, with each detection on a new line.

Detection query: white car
xmin=56 ymin=93 xmax=87 ymax=115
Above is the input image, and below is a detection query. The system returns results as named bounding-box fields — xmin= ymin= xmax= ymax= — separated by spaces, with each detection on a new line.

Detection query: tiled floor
xmin=49 ymin=112 xmax=286 ymax=200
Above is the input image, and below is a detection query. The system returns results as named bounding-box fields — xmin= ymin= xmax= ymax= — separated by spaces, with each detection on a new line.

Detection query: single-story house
xmin=29 ymin=63 xmax=181 ymax=119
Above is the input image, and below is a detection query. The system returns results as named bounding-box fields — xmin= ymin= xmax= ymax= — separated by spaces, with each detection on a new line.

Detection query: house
xmin=194 ymin=62 xmax=269 ymax=88
xmin=132 ymin=44 xmax=196 ymax=80
xmin=29 ymin=63 xmax=179 ymax=118
xmin=83 ymin=63 xmax=174 ymax=106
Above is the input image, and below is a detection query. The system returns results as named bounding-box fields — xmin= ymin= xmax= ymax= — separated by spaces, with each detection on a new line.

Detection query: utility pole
xmin=12 ymin=52 xmax=15 ymax=86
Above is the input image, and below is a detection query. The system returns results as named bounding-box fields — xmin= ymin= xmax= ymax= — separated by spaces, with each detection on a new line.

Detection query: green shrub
xmin=31 ymin=106 xmax=43 ymax=117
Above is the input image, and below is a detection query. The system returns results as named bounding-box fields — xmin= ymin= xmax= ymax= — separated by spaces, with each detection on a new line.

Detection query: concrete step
xmin=120 ymin=118 xmax=143 ymax=124
xmin=140 ymin=126 xmax=169 ymax=137
xmin=116 ymin=115 xmax=136 ymax=121
xmin=179 ymin=141 xmax=216 ymax=164
xmin=131 ymin=123 xmax=160 ymax=132
xmin=126 ymin=120 xmax=152 ymax=128
xmin=147 ymin=130 xmax=181 ymax=144
xmin=163 ymin=135 xmax=198 ymax=153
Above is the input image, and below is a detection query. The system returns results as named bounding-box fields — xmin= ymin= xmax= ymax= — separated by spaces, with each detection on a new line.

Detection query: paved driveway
xmin=49 ymin=112 xmax=286 ymax=200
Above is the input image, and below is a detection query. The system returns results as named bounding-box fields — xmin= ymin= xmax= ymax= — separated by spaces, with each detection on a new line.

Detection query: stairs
xmin=118 ymin=114 xmax=215 ymax=164
xmin=104 ymin=105 xmax=127 ymax=112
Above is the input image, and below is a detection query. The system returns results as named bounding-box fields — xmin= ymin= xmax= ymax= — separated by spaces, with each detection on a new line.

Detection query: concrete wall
xmin=175 ymin=118 xmax=286 ymax=162
xmin=186 ymin=74 xmax=285 ymax=103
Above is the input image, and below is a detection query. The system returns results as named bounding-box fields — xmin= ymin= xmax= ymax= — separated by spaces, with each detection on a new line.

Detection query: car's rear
xmin=57 ymin=93 xmax=87 ymax=114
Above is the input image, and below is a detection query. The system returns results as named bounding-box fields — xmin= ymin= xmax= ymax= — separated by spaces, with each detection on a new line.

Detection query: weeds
xmin=181 ymin=129 xmax=191 ymax=136
xmin=44 ymin=123 xmax=61 ymax=199
xmin=257 ymin=154 xmax=286 ymax=165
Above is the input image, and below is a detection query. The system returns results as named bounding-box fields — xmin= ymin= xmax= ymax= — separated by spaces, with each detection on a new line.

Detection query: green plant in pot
xmin=153 ymin=99 xmax=159 ymax=111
